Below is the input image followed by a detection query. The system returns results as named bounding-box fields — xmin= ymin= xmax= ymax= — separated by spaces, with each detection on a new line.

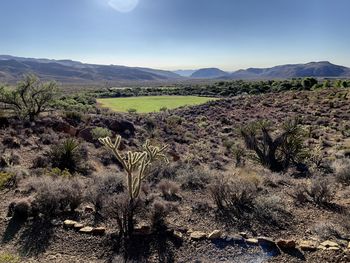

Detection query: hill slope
xmin=0 ymin=55 xmax=182 ymax=83
xmin=191 ymin=68 xmax=229 ymax=79
xmin=229 ymin=61 xmax=350 ymax=79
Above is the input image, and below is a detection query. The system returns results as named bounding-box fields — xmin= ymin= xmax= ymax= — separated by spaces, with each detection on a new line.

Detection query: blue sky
xmin=0 ymin=0 xmax=349 ymax=70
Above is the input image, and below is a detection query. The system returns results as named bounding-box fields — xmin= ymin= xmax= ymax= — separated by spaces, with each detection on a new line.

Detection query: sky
xmin=0 ymin=0 xmax=349 ymax=71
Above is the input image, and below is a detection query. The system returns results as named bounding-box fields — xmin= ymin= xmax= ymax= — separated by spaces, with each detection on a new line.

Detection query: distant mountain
xmin=229 ymin=61 xmax=350 ymax=79
xmin=191 ymin=68 xmax=229 ymax=79
xmin=173 ymin=69 xmax=196 ymax=77
xmin=0 ymin=55 xmax=183 ymax=83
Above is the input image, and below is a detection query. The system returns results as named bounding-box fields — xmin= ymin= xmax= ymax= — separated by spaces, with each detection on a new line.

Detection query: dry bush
xmin=8 ymin=198 xmax=33 ymax=220
xmin=87 ymin=173 xmax=125 ymax=215
xmin=157 ymin=179 xmax=180 ymax=200
xmin=177 ymin=164 xmax=212 ymax=190
xmin=209 ymin=176 xmax=258 ymax=215
xmin=292 ymin=177 xmax=335 ymax=206
xmin=151 ymin=199 xmax=178 ymax=232
xmin=26 ymin=176 xmax=84 ymax=217
xmin=332 ymin=158 xmax=350 ymax=185
xmin=311 ymin=221 xmax=346 ymax=240
xmin=253 ymin=195 xmax=290 ymax=227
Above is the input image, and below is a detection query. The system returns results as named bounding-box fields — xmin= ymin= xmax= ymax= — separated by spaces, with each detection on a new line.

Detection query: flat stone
xmin=327 ymin=246 xmax=340 ymax=251
xmin=239 ymin=232 xmax=248 ymax=238
xmin=63 ymin=220 xmax=78 ymax=228
xmin=317 ymin=245 xmax=327 ymax=250
xmin=79 ymin=226 xmax=93 ymax=234
xmin=92 ymin=227 xmax=106 ymax=235
xmin=190 ymin=231 xmax=207 ymax=240
xmin=299 ymin=240 xmax=317 ymax=251
xmin=246 ymin=238 xmax=259 ymax=245
xmin=73 ymin=223 xmax=84 ymax=230
xmin=320 ymin=240 xmax=339 ymax=248
xmin=277 ymin=239 xmax=296 ymax=249
xmin=226 ymin=234 xmax=245 ymax=244
xmin=207 ymin=230 xmax=222 ymax=240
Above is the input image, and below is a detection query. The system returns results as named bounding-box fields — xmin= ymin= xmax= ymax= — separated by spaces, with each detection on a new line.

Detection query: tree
xmin=0 ymin=74 xmax=57 ymax=121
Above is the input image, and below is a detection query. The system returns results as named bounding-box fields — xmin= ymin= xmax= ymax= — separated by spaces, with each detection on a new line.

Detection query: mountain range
xmin=0 ymin=55 xmax=349 ymax=83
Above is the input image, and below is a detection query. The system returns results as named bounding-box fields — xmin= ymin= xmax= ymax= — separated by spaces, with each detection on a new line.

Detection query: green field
xmin=97 ymin=96 xmax=218 ymax=113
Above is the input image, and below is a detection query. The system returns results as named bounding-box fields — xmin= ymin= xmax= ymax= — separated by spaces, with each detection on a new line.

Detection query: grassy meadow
xmin=97 ymin=95 xmax=218 ymax=113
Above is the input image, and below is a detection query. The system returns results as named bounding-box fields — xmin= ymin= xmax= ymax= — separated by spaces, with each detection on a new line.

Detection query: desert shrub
xmin=0 ymin=74 xmax=57 ymax=121
xmin=28 ymin=176 xmax=84 ymax=217
xmin=157 ymin=179 xmax=180 ymax=200
xmin=46 ymin=167 xmax=72 ymax=178
xmin=127 ymin=108 xmax=137 ymax=114
xmin=49 ymin=138 xmax=82 ymax=173
xmin=91 ymin=127 xmax=112 ymax=141
xmin=311 ymin=221 xmax=345 ymax=240
xmin=87 ymin=173 xmax=125 ymax=215
xmin=166 ymin=115 xmax=183 ymax=127
xmin=231 ymin=144 xmax=246 ymax=167
xmin=8 ymin=198 xmax=33 ymax=220
xmin=209 ymin=176 xmax=257 ymax=215
xmin=307 ymin=177 xmax=335 ymax=205
xmin=332 ymin=158 xmax=350 ymax=185
xmin=177 ymin=165 xmax=211 ymax=190
xmin=64 ymin=111 xmax=83 ymax=126
xmin=292 ymin=177 xmax=335 ymax=206
xmin=150 ymin=199 xmax=178 ymax=232
xmin=0 ymin=253 xmax=19 ymax=263
xmin=253 ymin=195 xmax=290 ymax=227
xmin=240 ymin=118 xmax=306 ymax=172
xmin=0 ymin=172 xmax=16 ymax=189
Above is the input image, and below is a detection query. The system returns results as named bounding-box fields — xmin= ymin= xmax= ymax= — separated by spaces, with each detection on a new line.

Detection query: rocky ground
xmin=0 ymin=88 xmax=350 ymax=262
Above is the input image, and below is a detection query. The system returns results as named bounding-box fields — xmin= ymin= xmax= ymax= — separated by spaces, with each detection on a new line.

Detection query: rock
xmin=92 ymin=227 xmax=106 ymax=235
xmin=348 ymin=242 xmax=350 ymax=249
xmin=320 ymin=240 xmax=339 ymax=248
xmin=327 ymin=246 xmax=340 ymax=251
xmin=299 ymin=240 xmax=317 ymax=251
xmin=73 ymin=223 xmax=84 ymax=230
xmin=63 ymin=220 xmax=78 ymax=228
xmin=84 ymin=206 xmax=94 ymax=213
xmin=277 ymin=239 xmax=296 ymax=249
xmin=79 ymin=226 xmax=93 ymax=234
xmin=207 ymin=230 xmax=222 ymax=240
xmin=226 ymin=234 xmax=245 ymax=244
xmin=246 ymin=238 xmax=259 ymax=245
xmin=317 ymin=245 xmax=327 ymax=250
xmin=107 ymin=120 xmax=135 ymax=138
xmin=173 ymin=230 xmax=184 ymax=240
xmin=190 ymin=231 xmax=207 ymax=240
xmin=134 ymin=224 xmax=152 ymax=235
xmin=51 ymin=219 xmax=61 ymax=226
xmin=258 ymin=236 xmax=275 ymax=246
xmin=78 ymin=128 xmax=94 ymax=143
xmin=55 ymin=121 xmax=77 ymax=136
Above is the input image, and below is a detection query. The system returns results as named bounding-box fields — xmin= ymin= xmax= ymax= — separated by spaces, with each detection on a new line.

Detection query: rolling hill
xmin=0 ymin=55 xmax=182 ymax=83
xmin=190 ymin=68 xmax=229 ymax=79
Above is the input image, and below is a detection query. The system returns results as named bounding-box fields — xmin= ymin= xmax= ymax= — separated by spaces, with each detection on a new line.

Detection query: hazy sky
xmin=0 ymin=0 xmax=349 ymax=70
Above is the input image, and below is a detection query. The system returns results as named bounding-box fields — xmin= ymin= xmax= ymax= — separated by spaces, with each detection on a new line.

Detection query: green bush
xmin=91 ymin=127 xmax=112 ymax=140
xmin=0 ymin=253 xmax=19 ymax=263
xmin=0 ymin=172 xmax=16 ymax=190
xmin=0 ymin=74 xmax=57 ymax=121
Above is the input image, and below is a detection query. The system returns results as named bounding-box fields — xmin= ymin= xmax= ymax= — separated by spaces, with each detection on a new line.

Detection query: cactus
xmin=99 ymin=136 xmax=169 ymax=199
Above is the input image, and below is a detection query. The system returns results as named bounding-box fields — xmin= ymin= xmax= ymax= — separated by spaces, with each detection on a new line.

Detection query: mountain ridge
xmin=0 ymin=55 xmax=349 ymax=83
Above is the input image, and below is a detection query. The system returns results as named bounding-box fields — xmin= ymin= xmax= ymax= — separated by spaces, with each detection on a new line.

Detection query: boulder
xmin=78 ymin=128 xmax=94 ymax=143
xmin=257 ymin=236 xmax=275 ymax=246
xmin=299 ymin=240 xmax=317 ymax=251
xmin=277 ymin=239 xmax=296 ymax=249
xmin=226 ymin=234 xmax=245 ymax=244
xmin=190 ymin=231 xmax=207 ymax=240
xmin=63 ymin=220 xmax=78 ymax=228
xmin=207 ymin=230 xmax=222 ymax=240
xmin=54 ymin=121 xmax=77 ymax=136
xmin=79 ymin=226 xmax=94 ymax=234
xmin=107 ymin=120 xmax=135 ymax=138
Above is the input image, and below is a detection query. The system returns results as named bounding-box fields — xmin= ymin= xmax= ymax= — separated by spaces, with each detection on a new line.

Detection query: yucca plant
xmin=50 ymin=138 xmax=82 ymax=173
xmin=240 ymin=118 xmax=306 ymax=172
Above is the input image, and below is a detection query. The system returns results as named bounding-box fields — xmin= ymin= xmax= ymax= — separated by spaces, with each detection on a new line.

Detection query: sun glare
xmin=108 ymin=0 xmax=139 ymax=13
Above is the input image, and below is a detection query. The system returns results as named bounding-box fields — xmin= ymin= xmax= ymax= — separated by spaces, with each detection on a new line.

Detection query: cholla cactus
xmin=99 ymin=136 xmax=168 ymax=199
